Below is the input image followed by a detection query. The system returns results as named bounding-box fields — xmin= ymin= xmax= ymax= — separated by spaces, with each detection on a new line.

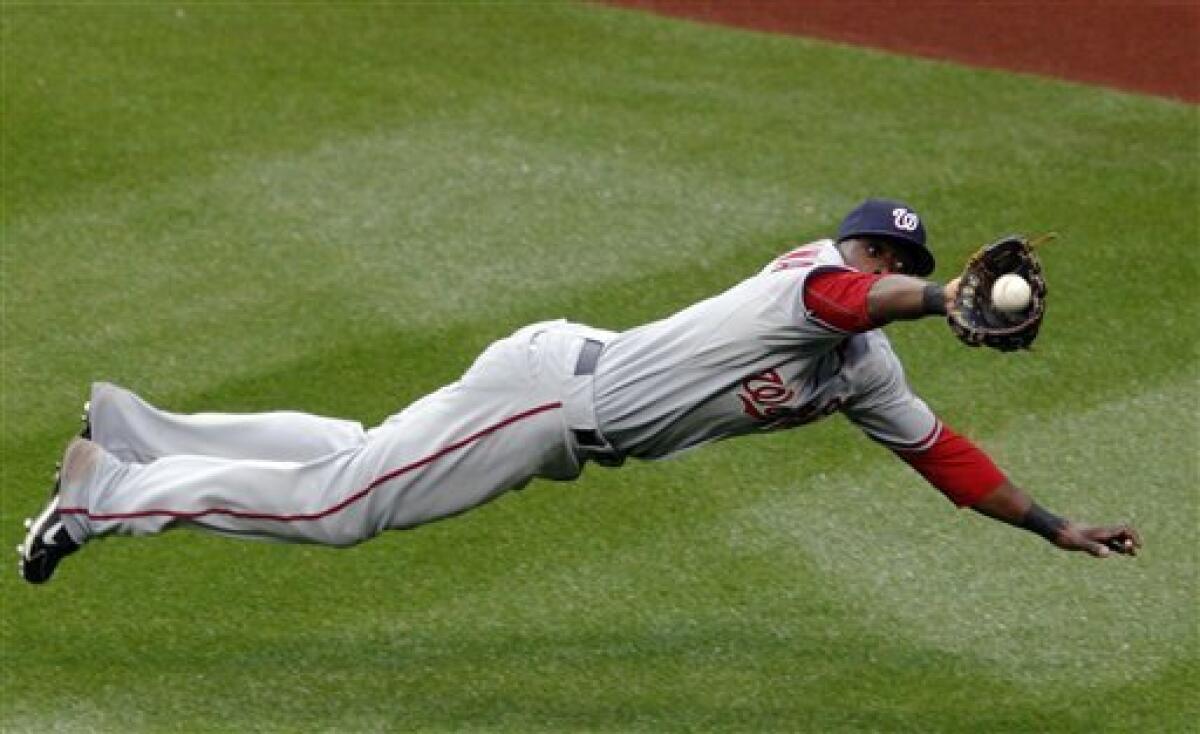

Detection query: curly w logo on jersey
xmin=738 ymin=368 xmax=845 ymax=428
xmin=737 ymin=368 xmax=796 ymax=420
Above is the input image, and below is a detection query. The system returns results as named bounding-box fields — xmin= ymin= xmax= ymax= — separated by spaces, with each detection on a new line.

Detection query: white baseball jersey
xmin=593 ymin=240 xmax=940 ymax=459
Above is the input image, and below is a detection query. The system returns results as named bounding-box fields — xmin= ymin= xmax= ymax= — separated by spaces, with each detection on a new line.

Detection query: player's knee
xmin=317 ymin=518 xmax=382 ymax=548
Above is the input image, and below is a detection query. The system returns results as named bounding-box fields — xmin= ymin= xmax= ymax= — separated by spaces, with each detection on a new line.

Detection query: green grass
xmin=3 ymin=3 xmax=1197 ymax=732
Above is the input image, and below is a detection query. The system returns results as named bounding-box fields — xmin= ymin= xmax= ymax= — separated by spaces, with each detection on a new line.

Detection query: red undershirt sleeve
xmin=802 ymin=269 xmax=885 ymax=333
xmin=893 ymin=424 xmax=1007 ymax=507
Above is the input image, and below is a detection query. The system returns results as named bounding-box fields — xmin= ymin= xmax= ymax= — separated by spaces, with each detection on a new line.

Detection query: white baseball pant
xmin=57 ymin=320 xmax=616 ymax=547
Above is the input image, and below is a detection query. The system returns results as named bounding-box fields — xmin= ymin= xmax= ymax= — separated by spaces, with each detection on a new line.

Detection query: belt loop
xmin=574 ymin=338 xmax=604 ymax=376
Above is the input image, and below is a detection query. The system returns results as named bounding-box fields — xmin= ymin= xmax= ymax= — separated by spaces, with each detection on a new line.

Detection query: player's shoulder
xmin=758 ymin=239 xmax=845 ymax=277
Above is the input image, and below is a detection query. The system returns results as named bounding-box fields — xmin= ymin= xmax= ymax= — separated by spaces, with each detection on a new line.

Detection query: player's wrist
xmin=1019 ymin=502 xmax=1067 ymax=544
xmin=922 ymin=283 xmax=947 ymax=316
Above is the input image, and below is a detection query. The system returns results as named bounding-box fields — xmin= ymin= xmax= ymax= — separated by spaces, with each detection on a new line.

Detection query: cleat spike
xmin=16 ymin=544 xmax=24 ymax=554
xmin=24 ymin=518 xmax=32 ymax=529
xmin=80 ymin=401 xmax=92 ymax=439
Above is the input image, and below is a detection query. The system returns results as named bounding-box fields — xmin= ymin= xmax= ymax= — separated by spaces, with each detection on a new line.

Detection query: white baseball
xmin=992 ymin=274 xmax=1032 ymax=311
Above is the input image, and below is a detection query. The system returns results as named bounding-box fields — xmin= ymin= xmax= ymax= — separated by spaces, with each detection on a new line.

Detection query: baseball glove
xmin=947 ymin=234 xmax=1052 ymax=352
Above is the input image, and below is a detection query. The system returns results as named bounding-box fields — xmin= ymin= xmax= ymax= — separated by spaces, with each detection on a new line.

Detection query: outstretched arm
xmin=892 ymin=426 xmax=1142 ymax=558
xmin=972 ymin=480 xmax=1141 ymax=557
xmin=804 ymin=271 xmax=957 ymax=333
xmin=874 ymin=417 xmax=1141 ymax=559
xmin=866 ymin=275 xmax=958 ymax=326
xmin=802 ymin=271 xmax=955 ymax=332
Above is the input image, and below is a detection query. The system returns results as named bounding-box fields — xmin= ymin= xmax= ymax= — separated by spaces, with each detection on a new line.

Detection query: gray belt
xmin=570 ymin=338 xmax=616 ymax=458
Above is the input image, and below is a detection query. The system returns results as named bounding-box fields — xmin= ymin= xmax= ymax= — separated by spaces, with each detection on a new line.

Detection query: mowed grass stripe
xmin=2 ymin=3 xmax=1196 ymax=732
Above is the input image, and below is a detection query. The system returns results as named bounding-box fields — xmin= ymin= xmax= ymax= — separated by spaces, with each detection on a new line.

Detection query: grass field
xmin=3 ymin=4 xmax=1197 ymax=732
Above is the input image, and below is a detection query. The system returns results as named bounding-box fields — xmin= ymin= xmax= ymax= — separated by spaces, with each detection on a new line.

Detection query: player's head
xmin=835 ymin=198 xmax=935 ymax=277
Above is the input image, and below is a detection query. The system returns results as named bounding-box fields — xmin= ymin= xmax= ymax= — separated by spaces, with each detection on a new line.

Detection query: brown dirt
xmin=603 ymin=0 xmax=1199 ymax=104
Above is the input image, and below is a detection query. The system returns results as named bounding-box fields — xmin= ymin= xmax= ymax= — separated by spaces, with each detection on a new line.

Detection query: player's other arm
xmin=896 ymin=428 xmax=1142 ymax=558
xmin=970 ymin=479 xmax=1141 ymax=557
xmin=813 ymin=274 xmax=1141 ymax=556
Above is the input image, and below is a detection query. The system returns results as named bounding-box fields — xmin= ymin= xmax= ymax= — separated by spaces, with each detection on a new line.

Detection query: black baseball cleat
xmin=19 ymin=438 xmax=104 ymax=584
xmin=18 ymin=470 xmax=81 ymax=585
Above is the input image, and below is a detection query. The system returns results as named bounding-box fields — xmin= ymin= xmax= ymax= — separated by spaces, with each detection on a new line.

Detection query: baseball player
xmin=19 ymin=198 xmax=1141 ymax=584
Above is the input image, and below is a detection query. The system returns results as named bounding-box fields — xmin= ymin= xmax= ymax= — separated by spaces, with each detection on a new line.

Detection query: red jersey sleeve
xmin=893 ymin=424 xmax=1007 ymax=507
xmin=803 ymin=269 xmax=885 ymax=333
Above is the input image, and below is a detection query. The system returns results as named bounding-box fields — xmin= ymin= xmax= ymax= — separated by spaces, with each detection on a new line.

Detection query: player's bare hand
xmin=1055 ymin=522 xmax=1142 ymax=558
xmin=943 ymin=277 xmax=961 ymax=312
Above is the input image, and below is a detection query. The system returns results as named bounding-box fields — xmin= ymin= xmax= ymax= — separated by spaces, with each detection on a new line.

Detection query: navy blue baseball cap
xmin=836 ymin=198 xmax=935 ymax=276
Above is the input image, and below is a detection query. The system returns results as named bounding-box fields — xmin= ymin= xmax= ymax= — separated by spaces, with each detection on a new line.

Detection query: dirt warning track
xmin=604 ymin=1 xmax=1199 ymax=104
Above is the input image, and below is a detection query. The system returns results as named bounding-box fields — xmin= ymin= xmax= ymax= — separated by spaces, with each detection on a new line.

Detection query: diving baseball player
xmin=19 ymin=198 xmax=1141 ymax=584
